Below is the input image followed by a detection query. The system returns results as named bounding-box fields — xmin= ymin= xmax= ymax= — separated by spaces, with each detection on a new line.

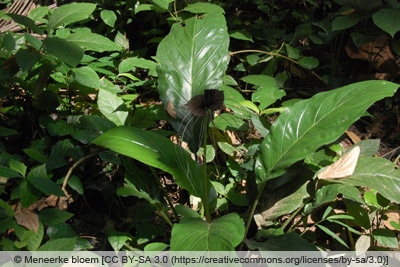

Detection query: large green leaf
xmin=170 ymin=213 xmax=244 ymax=250
xmin=259 ymin=80 xmax=399 ymax=180
xmin=333 ymin=156 xmax=400 ymax=203
xmin=92 ymin=126 xmax=215 ymax=204
xmin=372 ymin=8 xmax=400 ymax=38
xmin=47 ymin=3 xmax=97 ymax=31
xmin=156 ymin=12 xmax=229 ymax=152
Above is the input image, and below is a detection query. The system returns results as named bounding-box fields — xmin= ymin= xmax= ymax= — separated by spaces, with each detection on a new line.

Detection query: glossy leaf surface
xmin=156 ymin=12 xmax=229 ymax=152
xmin=259 ymin=80 xmax=399 ymax=180
xmin=92 ymin=126 xmax=214 ymax=203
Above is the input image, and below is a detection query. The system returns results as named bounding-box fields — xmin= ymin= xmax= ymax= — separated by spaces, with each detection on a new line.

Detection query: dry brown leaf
xmin=318 ymin=146 xmax=360 ymax=180
xmin=345 ymin=130 xmax=361 ymax=144
xmin=14 ymin=208 xmax=39 ymax=233
xmin=383 ymin=210 xmax=400 ymax=231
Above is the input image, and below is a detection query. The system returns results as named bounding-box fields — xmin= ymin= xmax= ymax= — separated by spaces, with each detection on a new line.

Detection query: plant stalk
xmin=202 ymin=112 xmax=212 ymax=223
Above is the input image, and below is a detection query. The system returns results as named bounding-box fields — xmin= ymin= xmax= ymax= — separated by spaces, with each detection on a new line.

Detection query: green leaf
xmin=27 ymin=165 xmax=64 ymax=196
xmin=43 ymin=36 xmax=84 ymax=67
xmin=347 ymin=204 xmax=371 ymax=229
xmin=144 ymin=242 xmax=169 ymax=251
xmin=0 ymin=166 xmax=21 ymax=178
xmin=7 ymin=13 xmax=44 ymax=34
xmin=14 ymin=221 xmax=44 ymax=251
xmin=334 ymin=156 xmax=400 ymax=203
xmin=117 ymin=179 xmax=159 ymax=205
xmin=38 ymin=237 xmax=76 ymax=251
xmin=317 ymin=224 xmax=349 ymax=248
xmin=298 ymin=56 xmax=319 ymax=69
xmin=119 ymin=57 xmax=157 ymax=73
xmin=170 ymin=213 xmax=244 ymax=250
xmin=47 ymin=140 xmax=75 ymax=170
xmin=151 ymin=0 xmax=174 ymax=10
xmin=372 ymin=8 xmax=400 ymax=37
xmin=253 ymin=86 xmax=285 ymax=111
xmin=92 ymin=126 xmax=213 ymax=204
xmin=0 ymin=199 xmax=14 ymax=233
xmin=20 ymin=180 xmax=42 ymax=208
xmin=229 ymin=29 xmax=253 ymax=42
xmin=97 ymin=89 xmax=128 ymax=126
xmin=38 ymin=208 xmax=74 ymax=226
xmin=15 ymin=49 xmax=41 ymax=71
xmin=9 ymin=159 xmax=26 ymax=177
xmin=184 ymin=2 xmax=225 ymax=14
xmin=73 ymin=66 xmax=100 ymax=88
xmin=259 ymin=80 xmax=399 ymax=180
xmin=213 ymin=113 xmax=248 ymax=131
xmin=331 ymin=14 xmax=362 ymax=31
xmin=47 ymin=2 xmax=97 ymax=31
xmin=241 ymin=75 xmax=275 ymax=87
xmin=285 ymin=44 xmax=302 ymax=59
xmin=47 ymin=223 xmax=76 ymax=239
xmin=157 ymin=13 xmax=229 ymax=152
xmin=313 ymin=184 xmax=361 ymax=211
xmin=0 ymin=126 xmax=18 ymax=136
xmin=67 ymin=31 xmax=121 ymax=52
xmin=372 ymin=229 xmax=398 ymax=248
xmin=260 ymin=176 xmax=310 ymax=221
xmin=68 ymin=175 xmax=84 ymax=195
xmin=107 ymin=229 xmax=131 ymax=252
xmin=100 ymin=9 xmax=117 ymax=27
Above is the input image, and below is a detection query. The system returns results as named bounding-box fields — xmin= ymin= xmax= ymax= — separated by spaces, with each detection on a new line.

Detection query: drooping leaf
xmin=14 ymin=208 xmax=39 ymax=233
xmin=92 ymin=126 xmax=215 ymax=204
xmin=7 ymin=13 xmax=43 ymax=34
xmin=259 ymin=80 xmax=399 ymax=180
xmin=47 ymin=2 xmax=97 ymax=31
xmin=170 ymin=213 xmax=244 ymax=250
xmin=156 ymin=12 xmax=229 ymax=152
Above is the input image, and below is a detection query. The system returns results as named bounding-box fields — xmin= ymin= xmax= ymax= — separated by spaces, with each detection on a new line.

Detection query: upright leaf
xmin=156 ymin=12 xmax=229 ymax=152
xmin=259 ymin=80 xmax=398 ymax=180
